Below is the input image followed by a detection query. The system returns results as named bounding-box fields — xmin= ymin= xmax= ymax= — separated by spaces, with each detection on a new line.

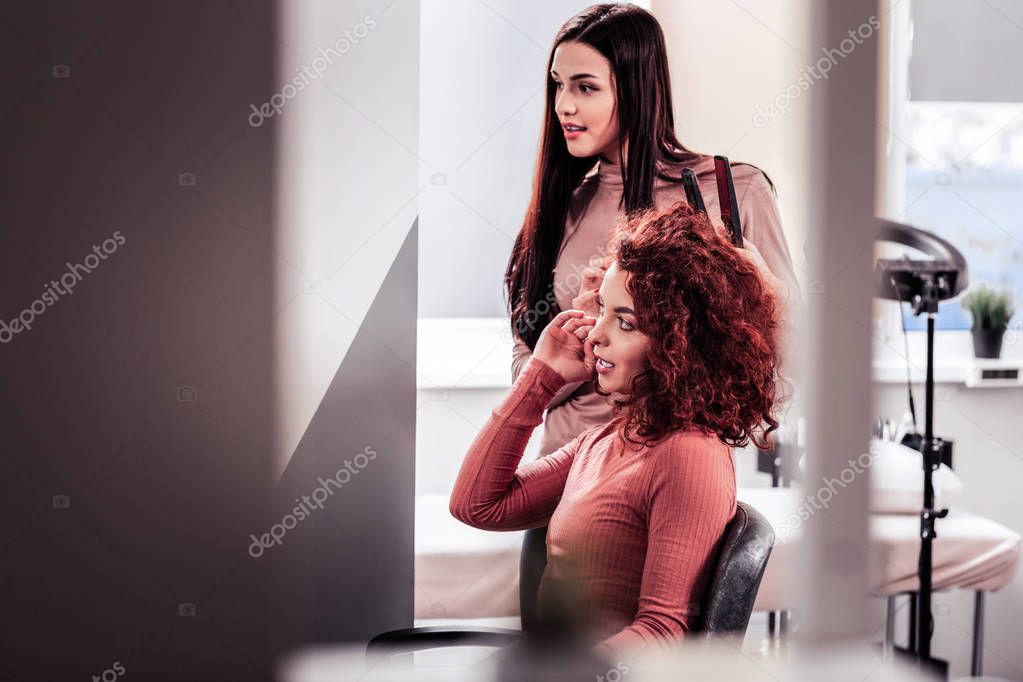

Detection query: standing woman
xmin=503 ymin=3 xmax=800 ymax=626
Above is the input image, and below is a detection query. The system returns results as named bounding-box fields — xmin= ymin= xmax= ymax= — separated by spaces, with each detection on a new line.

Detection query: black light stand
xmin=875 ymin=219 xmax=968 ymax=674
xmin=902 ymin=273 xmax=949 ymax=665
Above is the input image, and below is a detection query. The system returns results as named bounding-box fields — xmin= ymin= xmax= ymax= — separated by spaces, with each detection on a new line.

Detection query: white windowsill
xmin=872 ymin=329 xmax=1023 ymax=385
xmin=417 ymin=318 xmax=515 ymax=390
xmin=417 ymin=318 xmax=1023 ymax=389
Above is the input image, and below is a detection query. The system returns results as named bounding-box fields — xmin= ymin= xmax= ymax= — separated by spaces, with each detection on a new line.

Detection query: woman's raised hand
xmin=724 ymin=233 xmax=791 ymax=309
xmin=532 ymin=310 xmax=598 ymax=383
xmin=570 ymin=256 xmax=608 ymax=318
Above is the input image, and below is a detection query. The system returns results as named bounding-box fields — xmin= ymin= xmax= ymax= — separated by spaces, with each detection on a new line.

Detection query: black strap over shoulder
xmin=681 ymin=167 xmax=705 ymax=213
xmin=681 ymin=157 xmax=744 ymax=248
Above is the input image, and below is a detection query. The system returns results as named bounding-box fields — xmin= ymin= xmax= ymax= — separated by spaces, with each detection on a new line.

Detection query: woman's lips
xmin=563 ymin=124 xmax=586 ymax=140
xmin=595 ymin=357 xmax=615 ymax=375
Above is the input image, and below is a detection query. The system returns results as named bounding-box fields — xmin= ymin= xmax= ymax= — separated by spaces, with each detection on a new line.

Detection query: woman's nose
xmin=587 ymin=318 xmax=607 ymax=347
xmin=556 ymin=91 xmax=575 ymax=116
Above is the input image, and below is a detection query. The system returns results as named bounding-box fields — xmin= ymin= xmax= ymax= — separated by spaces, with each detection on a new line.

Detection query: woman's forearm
xmin=449 ymin=356 xmax=575 ymax=531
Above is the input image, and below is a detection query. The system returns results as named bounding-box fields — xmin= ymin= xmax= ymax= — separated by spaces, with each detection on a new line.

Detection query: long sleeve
xmin=739 ymin=171 xmax=803 ymax=313
xmin=595 ymin=439 xmax=736 ymax=660
xmin=450 ymin=355 xmax=581 ymax=531
xmin=512 ymin=334 xmax=585 ymax=410
xmin=736 ymin=172 xmax=806 ymax=384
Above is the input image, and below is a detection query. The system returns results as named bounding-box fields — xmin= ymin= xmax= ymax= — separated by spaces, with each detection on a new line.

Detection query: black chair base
xmin=366 ymin=625 xmax=521 ymax=656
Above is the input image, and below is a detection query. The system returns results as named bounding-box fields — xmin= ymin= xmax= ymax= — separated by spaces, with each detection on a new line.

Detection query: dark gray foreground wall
xmin=0 ymin=1 xmax=416 ymax=679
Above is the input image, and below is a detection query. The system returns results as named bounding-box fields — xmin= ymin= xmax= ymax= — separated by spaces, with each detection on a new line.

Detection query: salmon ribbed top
xmin=449 ymin=355 xmax=737 ymax=659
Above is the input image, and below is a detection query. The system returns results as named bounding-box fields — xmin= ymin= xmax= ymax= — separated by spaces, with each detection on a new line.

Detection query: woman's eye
xmin=553 ymin=81 xmax=593 ymax=93
xmin=618 ymin=317 xmax=633 ymax=331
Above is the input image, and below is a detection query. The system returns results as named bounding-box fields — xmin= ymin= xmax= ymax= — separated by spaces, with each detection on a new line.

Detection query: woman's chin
xmin=564 ymin=141 xmax=595 ymax=158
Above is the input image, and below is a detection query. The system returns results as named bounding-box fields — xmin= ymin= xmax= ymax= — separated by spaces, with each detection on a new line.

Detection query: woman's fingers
xmin=572 ymin=324 xmax=594 ymax=340
xmin=550 ymin=309 xmax=586 ymax=326
xmin=571 ymin=290 xmax=600 ymax=318
xmin=741 ymin=240 xmax=768 ymax=269
xmin=732 ymin=241 xmax=788 ymax=302
xmin=581 ymin=333 xmax=597 ymax=369
xmin=580 ymin=266 xmax=606 ymax=292
xmin=561 ymin=315 xmax=596 ymax=337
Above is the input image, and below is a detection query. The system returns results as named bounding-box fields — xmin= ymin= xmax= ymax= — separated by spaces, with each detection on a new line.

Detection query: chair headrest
xmin=697 ymin=501 xmax=775 ymax=637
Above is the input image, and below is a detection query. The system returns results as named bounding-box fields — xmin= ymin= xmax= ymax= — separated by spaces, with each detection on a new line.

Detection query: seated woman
xmin=449 ymin=200 xmax=783 ymax=660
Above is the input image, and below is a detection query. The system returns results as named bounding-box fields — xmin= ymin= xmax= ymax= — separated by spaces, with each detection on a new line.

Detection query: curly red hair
xmin=598 ymin=201 xmax=784 ymax=450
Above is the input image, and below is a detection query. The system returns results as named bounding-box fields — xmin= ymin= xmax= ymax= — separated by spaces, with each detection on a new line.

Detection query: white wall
xmin=417 ymin=0 xmax=649 ymax=319
xmin=653 ymin=0 xmax=814 ymax=292
xmin=271 ymin=0 xmax=421 ymax=652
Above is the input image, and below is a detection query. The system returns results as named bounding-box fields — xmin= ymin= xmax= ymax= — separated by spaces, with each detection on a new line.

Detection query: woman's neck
xmin=596 ymin=154 xmax=624 ymax=186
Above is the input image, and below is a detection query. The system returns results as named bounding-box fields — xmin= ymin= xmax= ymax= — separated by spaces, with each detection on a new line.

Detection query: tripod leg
xmin=972 ymin=591 xmax=985 ymax=677
xmin=907 ymin=592 xmax=917 ymax=653
xmin=884 ymin=595 xmax=896 ymax=659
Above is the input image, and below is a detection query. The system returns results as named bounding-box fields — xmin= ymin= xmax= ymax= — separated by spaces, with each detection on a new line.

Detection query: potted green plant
xmin=960 ymin=284 xmax=1015 ymax=359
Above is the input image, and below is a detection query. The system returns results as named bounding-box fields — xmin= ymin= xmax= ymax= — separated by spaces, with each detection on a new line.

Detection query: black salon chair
xmin=367 ymin=500 xmax=775 ymax=656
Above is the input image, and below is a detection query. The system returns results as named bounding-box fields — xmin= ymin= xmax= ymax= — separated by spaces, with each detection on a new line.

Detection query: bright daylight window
xmin=897 ymin=101 xmax=1023 ymax=332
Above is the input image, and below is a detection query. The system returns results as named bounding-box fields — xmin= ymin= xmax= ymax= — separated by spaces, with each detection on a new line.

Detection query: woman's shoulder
xmin=655 ymin=427 xmax=728 ymax=449
xmin=654 ymin=151 xmax=710 ymax=181
xmin=645 ymin=429 xmax=732 ymax=472
xmin=729 ymin=162 xmax=775 ymax=199
xmin=558 ymin=417 xmax=621 ymax=455
xmin=684 ymin=155 xmax=772 ymax=194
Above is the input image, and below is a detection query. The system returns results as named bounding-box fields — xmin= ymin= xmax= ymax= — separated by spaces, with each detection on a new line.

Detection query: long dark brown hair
xmin=505 ymin=3 xmax=715 ymax=349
